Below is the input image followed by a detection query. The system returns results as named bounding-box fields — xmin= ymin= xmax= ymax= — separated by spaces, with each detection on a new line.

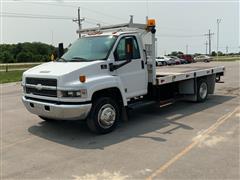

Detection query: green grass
xmin=213 ymin=56 xmax=240 ymax=61
xmin=0 ymin=64 xmax=40 ymax=71
xmin=0 ymin=70 xmax=24 ymax=84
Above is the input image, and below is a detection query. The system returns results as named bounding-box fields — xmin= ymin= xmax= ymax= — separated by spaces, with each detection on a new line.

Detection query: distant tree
xmin=193 ymin=53 xmax=201 ymax=57
xmin=218 ymin=51 xmax=224 ymax=56
xmin=42 ymin=55 xmax=51 ymax=62
xmin=12 ymin=43 xmax=23 ymax=59
xmin=16 ymin=52 xmax=33 ymax=62
xmin=170 ymin=51 xmax=178 ymax=56
xmin=0 ymin=51 xmax=14 ymax=63
xmin=32 ymin=54 xmax=44 ymax=62
xmin=211 ymin=51 xmax=217 ymax=56
xmin=0 ymin=42 xmax=57 ymax=63
xmin=169 ymin=51 xmax=184 ymax=56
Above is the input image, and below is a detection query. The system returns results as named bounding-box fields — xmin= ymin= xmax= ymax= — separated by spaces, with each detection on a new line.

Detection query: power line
xmin=157 ymin=34 xmax=205 ymax=38
xmin=85 ymin=17 xmax=111 ymax=25
xmin=21 ymin=1 xmax=126 ymax=21
xmin=1 ymin=12 xmax=111 ymax=26
xmin=81 ymin=6 xmax=125 ymax=21
xmin=1 ymin=12 xmax=74 ymax=20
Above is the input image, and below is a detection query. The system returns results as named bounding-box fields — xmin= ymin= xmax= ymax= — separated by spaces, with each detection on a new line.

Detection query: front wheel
xmin=197 ymin=79 xmax=208 ymax=102
xmin=38 ymin=116 xmax=55 ymax=122
xmin=87 ymin=97 xmax=120 ymax=134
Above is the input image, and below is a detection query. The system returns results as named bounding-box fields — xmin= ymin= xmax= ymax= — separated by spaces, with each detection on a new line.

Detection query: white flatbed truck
xmin=22 ymin=18 xmax=225 ymax=134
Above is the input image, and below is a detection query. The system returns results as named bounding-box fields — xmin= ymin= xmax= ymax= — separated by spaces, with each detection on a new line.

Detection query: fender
xmin=86 ymin=75 xmax=128 ymax=106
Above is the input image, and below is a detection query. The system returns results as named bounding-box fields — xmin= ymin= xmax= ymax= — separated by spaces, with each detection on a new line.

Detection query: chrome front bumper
xmin=22 ymin=96 xmax=92 ymax=120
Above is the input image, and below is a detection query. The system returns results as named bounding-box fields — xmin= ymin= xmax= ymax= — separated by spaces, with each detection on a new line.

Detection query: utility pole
xmin=186 ymin=44 xmax=188 ymax=54
xmin=204 ymin=30 xmax=214 ymax=55
xmin=155 ymin=38 xmax=158 ymax=57
xmin=51 ymin=30 xmax=54 ymax=46
xmin=73 ymin=7 xmax=85 ymax=38
xmin=217 ymin=19 xmax=222 ymax=60
xmin=97 ymin=23 xmax=101 ymax=31
xmin=77 ymin=7 xmax=81 ymax=38
xmin=204 ymin=41 xmax=208 ymax=55
xmin=226 ymin=46 xmax=229 ymax=55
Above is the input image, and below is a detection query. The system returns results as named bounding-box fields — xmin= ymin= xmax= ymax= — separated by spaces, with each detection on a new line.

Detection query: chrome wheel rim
xmin=98 ymin=104 xmax=116 ymax=129
xmin=199 ymin=82 xmax=207 ymax=99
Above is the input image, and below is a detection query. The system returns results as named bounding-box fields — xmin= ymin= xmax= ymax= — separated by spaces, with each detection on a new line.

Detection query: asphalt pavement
xmin=1 ymin=61 xmax=239 ymax=180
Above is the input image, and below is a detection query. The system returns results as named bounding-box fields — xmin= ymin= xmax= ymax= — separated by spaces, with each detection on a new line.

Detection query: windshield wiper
xmin=57 ymin=57 xmax=67 ymax=62
xmin=70 ymin=57 xmax=89 ymax=62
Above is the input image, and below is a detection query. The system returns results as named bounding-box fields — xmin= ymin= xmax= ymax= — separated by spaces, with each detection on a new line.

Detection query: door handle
xmin=141 ymin=60 xmax=144 ymax=69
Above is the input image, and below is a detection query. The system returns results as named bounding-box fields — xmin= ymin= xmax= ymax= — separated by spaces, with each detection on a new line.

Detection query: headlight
xmin=58 ymin=89 xmax=87 ymax=98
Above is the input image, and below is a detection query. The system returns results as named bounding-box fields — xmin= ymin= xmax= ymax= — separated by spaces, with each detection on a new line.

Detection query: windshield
xmin=61 ymin=35 xmax=117 ymax=62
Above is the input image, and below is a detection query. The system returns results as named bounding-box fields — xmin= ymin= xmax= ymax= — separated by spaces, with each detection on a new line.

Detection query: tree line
xmin=1 ymin=42 xmax=239 ymax=64
xmin=0 ymin=42 xmax=57 ymax=63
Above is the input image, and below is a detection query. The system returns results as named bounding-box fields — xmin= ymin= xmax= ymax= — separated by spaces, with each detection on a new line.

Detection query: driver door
xmin=114 ymin=35 xmax=148 ymax=98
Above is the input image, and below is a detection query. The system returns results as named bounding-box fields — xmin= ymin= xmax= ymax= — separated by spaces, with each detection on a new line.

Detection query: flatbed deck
xmin=156 ymin=62 xmax=225 ymax=85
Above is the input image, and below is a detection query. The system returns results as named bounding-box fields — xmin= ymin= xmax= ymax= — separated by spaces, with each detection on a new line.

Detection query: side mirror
xmin=113 ymin=50 xmax=119 ymax=61
xmin=58 ymin=43 xmax=64 ymax=58
xmin=125 ymin=38 xmax=133 ymax=61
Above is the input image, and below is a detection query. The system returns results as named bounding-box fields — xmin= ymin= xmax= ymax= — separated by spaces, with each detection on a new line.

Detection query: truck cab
xmin=22 ymin=20 xmax=156 ymax=133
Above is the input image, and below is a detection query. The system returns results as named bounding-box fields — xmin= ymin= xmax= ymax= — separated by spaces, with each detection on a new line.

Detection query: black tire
xmin=87 ymin=97 xmax=120 ymax=134
xmin=38 ymin=116 xmax=55 ymax=122
xmin=197 ymin=79 xmax=208 ymax=102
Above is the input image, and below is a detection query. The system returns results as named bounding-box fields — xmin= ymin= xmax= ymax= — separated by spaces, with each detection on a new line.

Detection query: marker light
xmin=79 ymin=75 xmax=86 ymax=83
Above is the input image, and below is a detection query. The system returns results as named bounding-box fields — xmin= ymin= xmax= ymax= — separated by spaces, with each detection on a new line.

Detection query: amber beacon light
xmin=147 ymin=19 xmax=156 ymax=27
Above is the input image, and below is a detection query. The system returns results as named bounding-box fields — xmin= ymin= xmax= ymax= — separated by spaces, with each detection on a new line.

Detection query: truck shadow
xmin=28 ymin=95 xmax=235 ymax=149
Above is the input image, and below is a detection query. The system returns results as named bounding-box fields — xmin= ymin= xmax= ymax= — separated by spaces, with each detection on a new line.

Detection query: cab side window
xmin=115 ymin=36 xmax=140 ymax=61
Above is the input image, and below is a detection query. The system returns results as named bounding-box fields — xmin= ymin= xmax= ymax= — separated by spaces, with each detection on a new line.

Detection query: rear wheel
xmin=197 ymin=79 xmax=208 ymax=102
xmin=87 ymin=97 xmax=120 ymax=134
xmin=216 ymin=75 xmax=221 ymax=82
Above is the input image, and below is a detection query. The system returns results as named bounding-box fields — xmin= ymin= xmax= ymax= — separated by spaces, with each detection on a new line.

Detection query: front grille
xmin=26 ymin=77 xmax=57 ymax=86
xmin=25 ymin=77 xmax=57 ymax=97
xmin=26 ymin=87 xmax=57 ymax=97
